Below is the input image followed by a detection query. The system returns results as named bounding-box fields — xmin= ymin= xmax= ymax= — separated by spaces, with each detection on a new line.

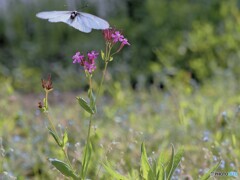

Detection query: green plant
xmin=103 ymin=143 xmax=184 ymax=180
xmin=38 ymin=25 xmax=130 ymax=179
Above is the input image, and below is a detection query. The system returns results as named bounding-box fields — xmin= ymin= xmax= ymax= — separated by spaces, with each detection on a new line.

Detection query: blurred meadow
xmin=0 ymin=0 xmax=240 ymax=179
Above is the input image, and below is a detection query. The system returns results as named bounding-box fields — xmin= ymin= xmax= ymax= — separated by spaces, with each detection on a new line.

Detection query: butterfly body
xmin=36 ymin=10 xmax=109 ymax=33
xmin=70 ymin=11 xmax=79 ymax=19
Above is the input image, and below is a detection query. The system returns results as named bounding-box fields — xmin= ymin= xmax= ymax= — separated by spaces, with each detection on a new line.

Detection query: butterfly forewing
xmin=36 ymin=11 xmax=70 ymax=19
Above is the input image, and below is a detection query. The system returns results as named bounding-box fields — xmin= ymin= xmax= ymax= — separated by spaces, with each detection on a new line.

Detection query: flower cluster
xmin=72 ymin=50 xmax=99 ymax=74
xmin=103 ymin=28 xmax=130 ymax=53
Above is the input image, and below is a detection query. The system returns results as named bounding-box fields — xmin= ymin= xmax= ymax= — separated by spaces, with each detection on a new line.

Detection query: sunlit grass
xmin=0 ymin=71 xmax=239 ymax=179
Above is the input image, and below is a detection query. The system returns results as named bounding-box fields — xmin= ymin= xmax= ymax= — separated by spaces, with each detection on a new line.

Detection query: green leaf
xmin=140 ymin=143 xmax=151 ymax=179
xmin=48 ymin=158 xmax=79 ymax=179
xmin=88 ymin=89 xmax=96 ymax=113
xmin=48 ymin=128 xmax=62 ymax=147
xmin=103 ymin=161 xmax=129 ymax=180
xmin=101 ymin=50 xmax=105 ymax=60
xmin=158 ymin=164 xmax=167 ymax=180
xmin=62 ymin=130 xmax=68 ymax=148
xmin=81 ymin=142 xmax=92 ymax=179
xmin=109 ymin=56 xmax=113 ymax=61
xmin=166 ymin=144 xmax=175 ymax=180
xmin=167 ymin=146 xmax=184 ymax=179
xmin=156 ymin=152 xmax=167 ymax=180
xmin=128 ymin=169 xmax=139 ymax=180
xmin=76 ymin=97 xmax=94 ymax=114
xmin=200 ymin=161 xmax=221 ymax=180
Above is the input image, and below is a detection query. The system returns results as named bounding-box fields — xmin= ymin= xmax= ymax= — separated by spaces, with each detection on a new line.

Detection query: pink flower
xmin=102 ymin=28 xmax=130 ymax=57
xmin=120 ymin=38 xmax=130 ymax=46
xmin=72 ymin=51 xmax=99 ymax=74
xmin=72 ymin=52 xmax=85 ymax=65
xmin=116 ymin=38 xmax=130 ymax=53
xmin=84 ymin=61 xmax=96 ymax=73
xmin=112 ymin=31 xmax=124 ymax=43
xmin=87 ymin=51 xmax=99 ymax=62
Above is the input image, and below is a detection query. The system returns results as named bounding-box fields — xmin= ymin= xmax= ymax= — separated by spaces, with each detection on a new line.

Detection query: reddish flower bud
xmin=38 ymin=101 xmax=43 ymax=109
xmin=42 ymin=74 xmax=53 ymax=91
xmin=103 ymin=28 xmax=113 ymax=42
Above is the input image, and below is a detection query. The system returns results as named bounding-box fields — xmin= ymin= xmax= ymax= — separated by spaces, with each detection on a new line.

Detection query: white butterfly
xmin=36 ymin=11 xmax=109 ymax=33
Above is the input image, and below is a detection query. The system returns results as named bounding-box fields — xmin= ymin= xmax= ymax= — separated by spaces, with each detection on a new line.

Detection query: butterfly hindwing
xmin=69 ymin=16 xmax=92 ymax=33
xmin=79 ymin=12 xmax=109 ymax=30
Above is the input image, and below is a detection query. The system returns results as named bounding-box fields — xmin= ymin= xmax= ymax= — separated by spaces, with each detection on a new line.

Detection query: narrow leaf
xmin=140 ymin=143 xmax=151 ymax=179
xmin=88 ymin=90 xmax=96 ymax=113
xmin=49 ymin=158 xmax=78 ymax=179
xmin=160 ymin=164 xmax=167 ymax=180
xmin=200 ymin=161 xmax=221 ymax=180
xmin=101 ymin=50 xmax=105 ymax=60
xmin=62 ymin=130 xmax=68 ymax=148
xmin=166 ymin=144 xmax=175 ymax=180
xmin=103 ymin=161 xmax=128 ymax=180
xmin=81 ymin=142 xmax=92 ymax=179
xmin=76 ymin=97 xmax=94 ymax=114
xmin=48 ymin=128 xmax=62 ymax=147
xmin=157 ymin=156 xmax=167 ymax=180
xmin=168 ymin=147 xmax=184 ymax=179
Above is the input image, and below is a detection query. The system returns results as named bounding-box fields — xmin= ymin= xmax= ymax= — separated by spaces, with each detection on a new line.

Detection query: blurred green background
xmin=1 ymin=0 xmax=240 ymax=91
xmin=0 ymin=0 xmax=240 ymax=179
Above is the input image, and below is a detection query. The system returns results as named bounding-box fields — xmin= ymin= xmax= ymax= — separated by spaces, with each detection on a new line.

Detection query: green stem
xmin=45 ymin=113 xmax=58 ymax=137
xmin=87 ymin=75 xmax=93 ymax=143
xmin=96 ymin=61 xmax=108 ymax=103
xmin=80 ymin=114 xmax=93 ymax=178
xmin=45 ymin=90 xmax=58 ymax=138
xmin=62 ymin=147 xmax=74 ymax=170
xmin=44 ymin=91 xmax=74 ymax=170
xmin=96 ymin=42 xmax=113 ymax=103
xmin=86 ymin=115 xmax=93 ymax=144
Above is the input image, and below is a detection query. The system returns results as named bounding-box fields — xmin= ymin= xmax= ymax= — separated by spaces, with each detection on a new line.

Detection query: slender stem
xmin=105 ymin=42 xmax=108 ymax=60
xmin=89 ymin=75 xmax=92 ymax=90
xmin=45 ymin=113 xmax=58 ymax=135
xmin=96 ymin=61 xmax=108 ymax=103
xmin=45 ymin=90 xmax=48 ymax=107
xmin=87 ymin=75 xmax=93 ymax=143
xmin=44 ymin=91 xmax=74 ymax=170
xmin=45 ymin=110 xmax=74 ymax=169
xmin=45 ymin=91 xmax=58 ymax=138
xmin=107 ymin=45 xmax=113 ymax=60
xmin=62 ymin=147 xmax=74 ymax=169
xmin=86 ymin=115 xmax=93 ymax=144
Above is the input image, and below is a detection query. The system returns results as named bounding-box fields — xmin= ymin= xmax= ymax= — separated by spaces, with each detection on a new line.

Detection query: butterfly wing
xmin=36 ymin=11 xmax=109 ymax=33
xmin=36 ymin=11 xmax=71 ymax=23
xmin=78 ymin=12 xmax=109 ymax=30
xmin=68 ymin=15 xmax=92 ymax=33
